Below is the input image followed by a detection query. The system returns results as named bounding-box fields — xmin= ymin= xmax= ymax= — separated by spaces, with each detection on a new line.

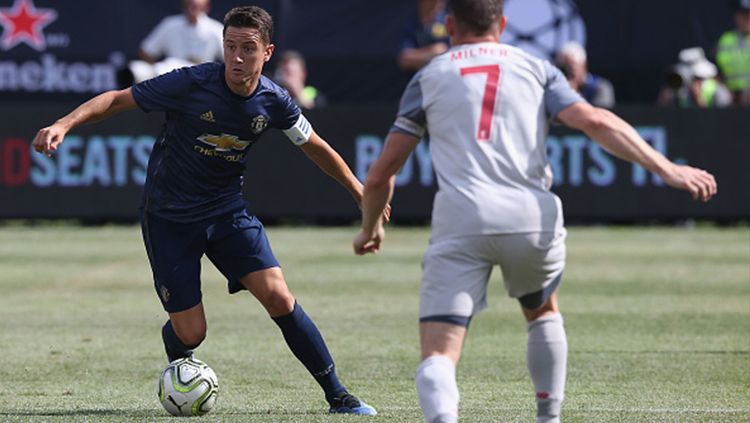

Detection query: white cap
xmin=557 ymin=41 xmax=587 ymax=63
xmin=677 ymin=47 xmax=717 ymax=79
xmin=678 ymin=47 xmax=706 ymax=64
xmin=691 ymin=60 xmax=717 ymax=79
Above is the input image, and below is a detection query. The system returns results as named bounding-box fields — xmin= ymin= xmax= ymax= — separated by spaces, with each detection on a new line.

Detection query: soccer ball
xmin=158 ymin=356 xmax=219 ymax=416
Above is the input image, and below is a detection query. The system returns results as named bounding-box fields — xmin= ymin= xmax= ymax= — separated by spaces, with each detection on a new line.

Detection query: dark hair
xmin=223 ymin=6 xmax=273 ymax=44
xmin=446 ymin=0 xmax=504 ymax=34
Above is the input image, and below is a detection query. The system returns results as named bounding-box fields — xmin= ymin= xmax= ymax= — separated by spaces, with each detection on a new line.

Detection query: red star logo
xmin=0 ymin=0 xmax=57 ymax=51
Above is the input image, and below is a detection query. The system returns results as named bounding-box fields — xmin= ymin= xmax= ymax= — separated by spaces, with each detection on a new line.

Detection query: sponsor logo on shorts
xmin=159 ymin=285 xmax=170 ymax=303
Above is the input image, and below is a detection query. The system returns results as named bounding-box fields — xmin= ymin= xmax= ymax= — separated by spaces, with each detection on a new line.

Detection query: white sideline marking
xmin=569 ymin=407 xmax=750 ymax=414
xmin=375 ymin=406 xmax=750 ymax=414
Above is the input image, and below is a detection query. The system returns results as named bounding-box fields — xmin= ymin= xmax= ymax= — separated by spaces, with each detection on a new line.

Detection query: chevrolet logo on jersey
xmin=197 ymin=133 xmax=251 ymax=151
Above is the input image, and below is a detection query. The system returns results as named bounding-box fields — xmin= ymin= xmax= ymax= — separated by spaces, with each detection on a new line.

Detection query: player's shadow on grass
xmin=575 ymin=350 xmax=750 ymax=355
xmin=0 ymin=408 xmax=327 ymax=417
xmin=0 ymin=409 xmax=158 ymax=417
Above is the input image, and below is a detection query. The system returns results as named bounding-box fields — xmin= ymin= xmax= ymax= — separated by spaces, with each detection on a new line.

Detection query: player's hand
xmin=353 ymin=225 xmax=385 ymax=255
xmin=355 ymin=198 xmax=391 ymax=223
xmin=32 ymin=123 xmax=67 ymax=157
xmin=660 ymin=164 xmax=717 ymax=202
xmin=382 ymin=203 xmax=392 ymax=223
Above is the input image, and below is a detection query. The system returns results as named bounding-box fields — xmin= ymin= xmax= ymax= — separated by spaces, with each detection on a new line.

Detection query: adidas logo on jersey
xmin=200 ymin=111 xmax=216 ymax=122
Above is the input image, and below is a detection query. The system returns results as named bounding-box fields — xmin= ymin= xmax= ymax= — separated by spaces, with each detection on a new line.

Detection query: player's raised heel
xmin=328 ymin=392 xmax=377 ymax=416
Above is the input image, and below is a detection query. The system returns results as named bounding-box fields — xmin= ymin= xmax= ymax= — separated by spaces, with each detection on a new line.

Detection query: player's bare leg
xmin=420 ymin=321 xmax=467 ymax=364
xmin=163 ymin=303 xmax=207 ymax=362
xmin=522 ymin=291 xmax=559 ymax=321
xmin=522 ymin=292 xmax=567 ymax=423
xmin=417 ymin=321 xmax=467 ymax=423
xmin=240 ymin=267 xmax=377 ymax=415
xmin=239 ymin=266 xmax=295 ymax=316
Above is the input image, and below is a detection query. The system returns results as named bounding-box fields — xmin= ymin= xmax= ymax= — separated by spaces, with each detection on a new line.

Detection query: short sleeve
xmin=390 ymin=71 xmax=426 ymax=138
xmin=132 ymin=67 xmax=193 ymax=113
xmin=273 ymin=88 xmax=302 ymax=130
xmin=273 ymin=88 xmax=314 ymax=146
xmin=543 ymin=61 xmax=585 ymax=119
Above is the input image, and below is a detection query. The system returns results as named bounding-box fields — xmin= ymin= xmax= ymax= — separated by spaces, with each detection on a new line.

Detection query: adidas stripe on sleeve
xmin=282 ymin=113 xmax=313 ymax=146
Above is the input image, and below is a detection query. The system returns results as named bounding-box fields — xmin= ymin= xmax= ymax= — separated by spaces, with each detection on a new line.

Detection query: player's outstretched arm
xmin=557 ymin=102 xmax=717 ymax=202
xmin=300 ymin=131 xmax=366 ymax=204
xmin=32 ymin=88 xmax=137 ymax=156
xmin=299 ymin=131 xmax=392 ymax=221
xmin=354 ymin=131 xmax=420 ymax=255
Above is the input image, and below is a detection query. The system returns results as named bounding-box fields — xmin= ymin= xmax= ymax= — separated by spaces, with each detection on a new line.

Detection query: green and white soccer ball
xmin=158 ymin=356 xmax=219 ymax=416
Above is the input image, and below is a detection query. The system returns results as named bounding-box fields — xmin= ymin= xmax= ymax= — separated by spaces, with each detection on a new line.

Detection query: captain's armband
xmin=393 ymin=116 xmax=425 ymax=138
xmin=282 ymin=114 xmax=313 ymax=146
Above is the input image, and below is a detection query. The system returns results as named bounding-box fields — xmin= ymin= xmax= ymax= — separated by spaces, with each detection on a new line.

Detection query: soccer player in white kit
xmin=353 ymin=1 xmax=717 ymax=422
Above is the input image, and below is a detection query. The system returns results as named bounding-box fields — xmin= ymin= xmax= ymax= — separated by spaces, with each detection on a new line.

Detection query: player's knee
xmin=522 ymin=295 xmax=559 ymax=322
xmin=264 ymin=290 xmax=295 ymax=316
xmin=174 ymin=323 xmax=207 ymax=348
xmin=180 ymin=330 xmax=206 ymax=348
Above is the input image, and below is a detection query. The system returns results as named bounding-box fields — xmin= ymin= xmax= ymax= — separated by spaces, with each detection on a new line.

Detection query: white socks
xmin=527 ymin=312 xmax=567 ymax=423
xmin=416 ymin=355 xmax=459 ymax=423
xmin=415 ymin=314 xmax=566 ymax=423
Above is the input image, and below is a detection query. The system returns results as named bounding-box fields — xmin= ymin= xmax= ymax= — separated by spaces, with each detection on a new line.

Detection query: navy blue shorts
xmin=140 ymin=209 xmax=280 ymax=313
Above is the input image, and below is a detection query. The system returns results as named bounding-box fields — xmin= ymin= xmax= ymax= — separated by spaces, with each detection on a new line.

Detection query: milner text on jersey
xmin=450 ymin=46 xmax=509 ymax=62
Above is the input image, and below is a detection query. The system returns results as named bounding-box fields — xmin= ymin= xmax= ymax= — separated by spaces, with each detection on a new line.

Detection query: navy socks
xmin=161 ymin=320 xmax=194 ymax=362
xmin=272 ymin=302 xmax=346 ymax=402
xmin=162 ymin=304 xmax=346 ymax=403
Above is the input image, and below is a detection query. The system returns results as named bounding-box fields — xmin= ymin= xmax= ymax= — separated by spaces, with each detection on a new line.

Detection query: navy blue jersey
xmin=132 ymin=63 xmax=301 ymax=222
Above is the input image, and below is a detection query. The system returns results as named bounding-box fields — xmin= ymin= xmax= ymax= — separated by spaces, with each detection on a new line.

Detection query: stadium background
xmin=0 ymin=0 xmax=747 ymax=222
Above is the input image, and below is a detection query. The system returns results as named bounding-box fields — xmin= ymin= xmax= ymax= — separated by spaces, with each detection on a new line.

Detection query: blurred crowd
xmin=399 ymin=0 xmax=750 ymax=109
xmin=656 ymin=0 xmax=750 ymax=108
xmin=121 ymin=0 xmax=750 ymax=110
xmin=396 ymin=0 xmax=750 ymax=109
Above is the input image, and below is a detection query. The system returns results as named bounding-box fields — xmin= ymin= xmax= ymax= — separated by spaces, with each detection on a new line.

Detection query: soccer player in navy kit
xmin=33 ymin=6 xmax=377 ymax=416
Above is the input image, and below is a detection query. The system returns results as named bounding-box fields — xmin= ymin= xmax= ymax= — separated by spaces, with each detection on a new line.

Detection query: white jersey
xmin=141 ymin=14 xmax=224 ymax=64
xmin=392 ymin=42 xmax=583 ymax=240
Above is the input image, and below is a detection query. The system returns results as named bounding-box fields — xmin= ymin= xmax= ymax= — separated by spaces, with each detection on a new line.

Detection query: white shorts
xmin=419 ymin=229 xmax=566 ymax=322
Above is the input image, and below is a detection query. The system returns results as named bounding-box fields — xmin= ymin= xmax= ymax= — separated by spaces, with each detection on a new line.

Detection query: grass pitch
xmin=0 ymin=224 xmax=747 ymax=422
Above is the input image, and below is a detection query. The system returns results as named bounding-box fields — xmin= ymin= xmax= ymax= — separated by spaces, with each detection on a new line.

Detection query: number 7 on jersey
xmin=460 ymin=65 xmax=501 ymax=142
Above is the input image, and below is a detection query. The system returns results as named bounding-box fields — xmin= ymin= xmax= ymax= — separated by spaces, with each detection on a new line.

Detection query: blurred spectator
xmin=715 ymin=0 xmax=750 ymax=106
xmin=657 ymin=47 xmax=732 ymax=108
xmin=124 ymin=0 xmax=223 ymax=85
xmin=273 ymin=50 xmax=327 ymax=109
xmin=555 ymin=41 xmax=616 ymax=108
xmin=397 ymin=0 xmax=450 ymax=72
